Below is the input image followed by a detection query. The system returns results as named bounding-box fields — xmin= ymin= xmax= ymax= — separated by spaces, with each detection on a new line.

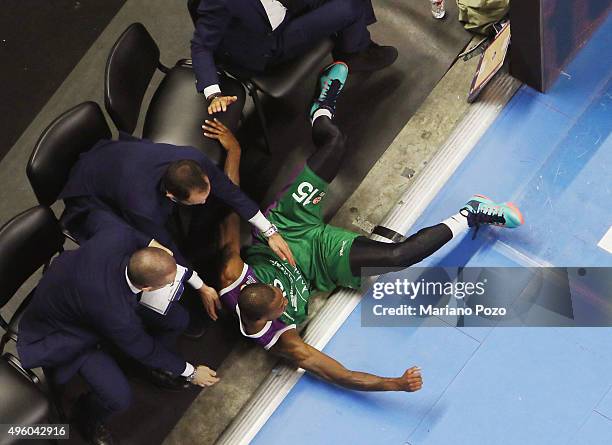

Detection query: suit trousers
xmin=273 ymin=0 xmax=376 ymax=63
xmin=58 ymin=302 xmax=189 ymax=422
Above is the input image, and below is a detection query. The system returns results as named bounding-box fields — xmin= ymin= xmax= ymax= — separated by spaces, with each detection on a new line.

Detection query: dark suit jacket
xmin=59 ymin=137 xmax=259 ymax=265
xmin=17 ymin=213 xmax=187 ymax=379
xmin=191 ymin=0 xmax=281 ymax=92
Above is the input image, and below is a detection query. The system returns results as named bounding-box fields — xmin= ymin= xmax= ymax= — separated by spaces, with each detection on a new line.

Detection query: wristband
xmin=261 ymin=224 xmax=278 ymax=238
xmin=186 ymin=368 xmax=197 ymax=383
xmin=207 ymin=92 xmax=222 ymax=103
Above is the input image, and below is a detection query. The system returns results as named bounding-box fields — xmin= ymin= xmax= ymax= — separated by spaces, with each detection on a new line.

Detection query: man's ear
xmin=165 ymin=191 xmax=174 ymax=199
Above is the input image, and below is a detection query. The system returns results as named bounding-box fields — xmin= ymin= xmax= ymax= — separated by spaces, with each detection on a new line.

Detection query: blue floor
xmin=252 ymin=14 xmax=612 ymax=445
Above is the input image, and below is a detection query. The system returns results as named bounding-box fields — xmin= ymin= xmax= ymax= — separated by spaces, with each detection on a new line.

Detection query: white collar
xmin=236 ymin=305 xmax=272 ymax=338
xmin=125 ymin=267 xmax=141 ymax=294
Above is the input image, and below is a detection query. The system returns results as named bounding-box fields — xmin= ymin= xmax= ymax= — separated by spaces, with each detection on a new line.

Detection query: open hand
xmin=192 ymin=365 xmax=220 ymax=387
xmin=198 ymin=284 xmax=221 ymax=321
xmin=208 ymin=95 xmax=238 ymax=114
xmin=267 ymin=233 xmax=296 ymax=268
xmin=202 ymin=118 xmax=240 ymax=152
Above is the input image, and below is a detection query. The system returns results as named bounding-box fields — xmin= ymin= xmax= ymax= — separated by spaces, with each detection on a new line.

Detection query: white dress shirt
xmin=260 ymin=0 xmax=287 ymax=30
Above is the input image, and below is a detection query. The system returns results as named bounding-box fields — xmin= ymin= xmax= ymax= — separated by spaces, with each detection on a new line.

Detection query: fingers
xmin=267 ymin=235 xmax=296 ymax=267
xmin=277 ymin=237 xmax=296 ymax=267
xmin=401 ymin=366 xmax=423 ymax=391
xmin=406 ymin=378 xmax=422 ymax=391
xmin=208 ymin=99 xmax=222 ymax=114
xmin=202 ymin=124 xmax=219 ymax=134
xmin=209 ymin=297 xmax=219 ymax=320
xmin=273 ymin=244 xmax=284 ymax=260
xmin=202 ymin=120 xmax=224 ymax=140
xmin=208 ymin=101 xmax=220 ymax=114
xmin=408 ymin=382 xmax=422 ymax=392
xmin=196 ymin=375 xmax=220 ymax=387
xmin=199 ymin=376 xmax=220 ymax=387
xmin=193 ymin=366 xmax=220 ymax=387
xmin=203 ymin=119 xmax=226 ymax=132
xmin=271 ymin=244 xmax=287 ymax=264
xmin=201 ymin=289 xmax=219 ymax=321
xmin=283 ymin=245 xmax=296 ymax=268
xmin=202 ymin=131 xmax=219 ymax=140
xmin=206 ymin=301 xmax=218 ymax=321
xmin=221 ymin=96 xmax=237 ymax=111
xmin=207 ymin=95 xmax=236 ymax=115
xmin=202 ymin=372 xmax=220 ymax=385
xmin=202 ymin=119 xmax=229 ymax=140
xmin=197 ymin=365 xmax=215 ymax=375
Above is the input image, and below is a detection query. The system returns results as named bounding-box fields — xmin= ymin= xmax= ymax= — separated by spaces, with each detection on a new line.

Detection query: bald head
xmin=238 ymin=283 xmax=278 ymax=321
xmin=127 ymin=247 xmax=177 ymax=289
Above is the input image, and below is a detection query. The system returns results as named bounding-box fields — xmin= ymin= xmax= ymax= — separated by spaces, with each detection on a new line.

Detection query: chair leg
xmin=246 ymin=82 xmax=272 ymax=154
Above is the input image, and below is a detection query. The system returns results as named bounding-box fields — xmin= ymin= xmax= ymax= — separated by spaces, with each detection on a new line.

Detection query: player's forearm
xmin=296 ymin=349 xmax=401 ymax=391
xmin=223 ymin=148 xmax=241 ymax=186
xmin=323 ymin=369 xmax=401 ymax=392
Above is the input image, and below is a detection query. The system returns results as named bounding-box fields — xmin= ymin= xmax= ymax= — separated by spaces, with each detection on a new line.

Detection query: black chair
xmin=27 ymin=101 xmax=111 ymax=243
xmin=104 ymin=23 xmax=246 ymax=164
xmin=0 ymin=353 xmax=53 ymax=442
xmin=0 ymin=206 xmax=65 ymax=353
xmin=187 ymin=0 xmax=334 ymax=152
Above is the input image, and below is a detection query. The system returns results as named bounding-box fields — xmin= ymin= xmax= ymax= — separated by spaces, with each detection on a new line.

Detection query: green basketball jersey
xmin=243 ymin=166 xmax=362 ymax=326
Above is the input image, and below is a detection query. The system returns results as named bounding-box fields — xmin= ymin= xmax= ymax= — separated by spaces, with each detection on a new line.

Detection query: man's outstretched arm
xmin=271 ymin=329 xmax=423 ymax=392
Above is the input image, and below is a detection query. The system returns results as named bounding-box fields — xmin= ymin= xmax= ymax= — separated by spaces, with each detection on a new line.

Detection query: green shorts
xmin=261 ymin=166 xmax=361 ymax=291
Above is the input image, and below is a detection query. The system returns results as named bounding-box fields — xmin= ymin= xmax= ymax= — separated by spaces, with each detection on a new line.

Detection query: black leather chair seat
xmin=249 ymin=38 xmax=334 ymax=98
xmin=6 ymin=289 xmax=35 ymax=344
xmin=143 ymin=63 xmax=246 ymax=165
xmin=0 ymin=355 xmax=50 ymax=428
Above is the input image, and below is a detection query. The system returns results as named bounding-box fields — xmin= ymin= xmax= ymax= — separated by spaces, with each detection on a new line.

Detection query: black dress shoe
xmin=147 ymin=369 xmax=190 ymax=391
xmin=84 ymin=422 xmax=118 ymax=445
xmin=73 ymin=410 xmax=119 ymax=445
xmin=334 ymin=42 xmax=399 ymax=73
xmin=72 ymin=400 xmax=118 ymax=445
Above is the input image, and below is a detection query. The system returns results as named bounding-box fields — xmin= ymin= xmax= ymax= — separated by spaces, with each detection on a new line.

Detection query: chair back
xmin=104 ymin=23 xmax=160 ymax=133
xmin=0 ymin=207 xmax=64 ymax=309
xmin=27 ymin=102 xmax=110 ymax=206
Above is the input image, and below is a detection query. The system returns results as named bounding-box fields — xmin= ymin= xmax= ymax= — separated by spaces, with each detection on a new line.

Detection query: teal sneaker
xmin=310 ymin=61 xmax=349 ymax=121
xmin=460 ymin=194 xmax=524 ymax=238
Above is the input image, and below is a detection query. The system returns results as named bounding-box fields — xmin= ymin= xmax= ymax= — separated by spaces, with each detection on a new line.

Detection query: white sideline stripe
xmin=598 ymin=226 xmax=612 ymax=254
xmin=215 ymin=73 xmax=521 ymax=445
